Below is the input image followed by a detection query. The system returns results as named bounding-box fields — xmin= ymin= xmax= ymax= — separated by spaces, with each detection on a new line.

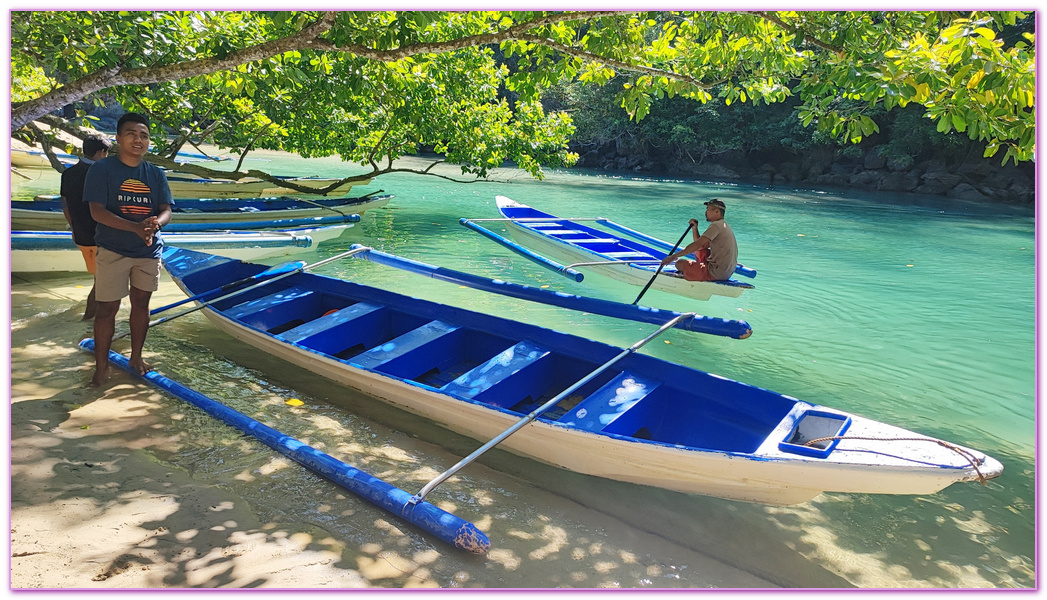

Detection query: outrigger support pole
xmin=408 ymin=313 xmax=694 ymax=505
xmin=458 ymin=218 xmax=585 ymax=282
xmin=115 ymin=246 xmax=372 ymax=342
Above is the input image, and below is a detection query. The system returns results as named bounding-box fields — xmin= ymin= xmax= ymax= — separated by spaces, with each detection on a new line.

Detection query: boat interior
xmin=165 ymin=248 xmax=798 ymax=456
xmin=505 ymin=205 xmax=667 ymax=264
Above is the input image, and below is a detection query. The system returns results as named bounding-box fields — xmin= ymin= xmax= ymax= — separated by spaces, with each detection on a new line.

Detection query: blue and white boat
xmin=494 ymin=196 xmax=754 ymax=301
xmin=158 ymin=246 xmax=1002 ymax=505
xmin=11 ymin=194 xmax=391 ymax=231
xmin=11 ymin=225 xmax=351 ymax=273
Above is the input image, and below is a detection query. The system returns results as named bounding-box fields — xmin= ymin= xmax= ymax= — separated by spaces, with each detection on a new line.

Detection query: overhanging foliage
xmin=10 ymin=10 xmax=1034 ymax=190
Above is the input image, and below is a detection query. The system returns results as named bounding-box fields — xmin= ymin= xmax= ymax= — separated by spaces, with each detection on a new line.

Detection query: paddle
xmin=112 ymin=247 xmax=369 ymax=342
xmin=631 ymin=221 xmax=694 ymax=305
xmin=150 ymin=260 xmax=306 ymax=315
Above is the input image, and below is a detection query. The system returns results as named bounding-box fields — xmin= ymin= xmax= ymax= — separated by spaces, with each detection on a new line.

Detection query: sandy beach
xmin=9 ymin=273 xmax=378 ymax=589
xmin=9 ymin=270 xmax=784 ymax=591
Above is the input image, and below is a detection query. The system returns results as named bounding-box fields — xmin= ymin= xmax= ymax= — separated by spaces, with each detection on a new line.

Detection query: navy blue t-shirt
xmin=84 ymin=156 xmax=173 ymax=259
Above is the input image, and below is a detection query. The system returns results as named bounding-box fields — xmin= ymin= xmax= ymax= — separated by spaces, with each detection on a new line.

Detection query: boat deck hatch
xmin=778 ymin=410 xmax=851 ymax=458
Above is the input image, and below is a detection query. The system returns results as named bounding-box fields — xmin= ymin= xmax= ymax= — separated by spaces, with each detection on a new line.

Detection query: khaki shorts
xmin=95 ymin=246 xmax=161 ymax=302
xmin=76 ymin=245 xmax=98 ymax=275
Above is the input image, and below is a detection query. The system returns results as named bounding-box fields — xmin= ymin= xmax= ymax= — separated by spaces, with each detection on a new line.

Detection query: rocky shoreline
xmin=572 ymin=142 xmax=1035 ymax=206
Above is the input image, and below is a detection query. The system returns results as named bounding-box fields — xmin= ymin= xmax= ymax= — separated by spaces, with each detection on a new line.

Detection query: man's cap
xmin=704 ymin=198 xmax=726 ymax=210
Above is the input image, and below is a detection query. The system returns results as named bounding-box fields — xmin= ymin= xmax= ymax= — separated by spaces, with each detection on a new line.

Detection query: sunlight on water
xmin=14 ymin=149 xmax=1033 ymax=587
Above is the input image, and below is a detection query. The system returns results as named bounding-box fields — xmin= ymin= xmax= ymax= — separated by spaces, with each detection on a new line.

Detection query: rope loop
xmin=803 ymin=435 xmax=988 ymax=485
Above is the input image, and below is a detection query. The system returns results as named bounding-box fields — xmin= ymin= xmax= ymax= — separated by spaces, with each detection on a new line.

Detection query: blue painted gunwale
xmin=158 ymin=247 xmax=1005 ymax=502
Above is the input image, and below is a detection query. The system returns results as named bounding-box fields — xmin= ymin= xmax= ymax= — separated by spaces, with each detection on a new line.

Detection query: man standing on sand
xmin=659 ymin=198 xmax=738 ymax=281
xmin=60 ymin=134 xmax=111 ymax=321
xmin=85 ymin=113 xmax=173 ymax=386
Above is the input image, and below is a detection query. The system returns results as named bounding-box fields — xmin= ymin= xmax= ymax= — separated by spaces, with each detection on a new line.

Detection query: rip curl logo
xmin=117 ymin=179 xmax=153 ymax=217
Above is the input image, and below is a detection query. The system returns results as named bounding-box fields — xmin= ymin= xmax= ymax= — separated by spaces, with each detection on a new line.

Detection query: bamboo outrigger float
xmin=77 ymin=339 xmax=490 ymax=554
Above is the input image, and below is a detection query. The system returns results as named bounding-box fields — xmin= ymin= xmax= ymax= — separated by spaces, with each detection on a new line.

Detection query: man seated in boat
xmin=659 ymin=198 xmax=738 ymax=282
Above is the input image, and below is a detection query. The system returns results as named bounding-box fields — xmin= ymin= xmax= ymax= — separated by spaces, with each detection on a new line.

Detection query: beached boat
xmin=11 ymin=193 xmax=391 ymax=231
xmin=492 ymin=196 xmax=754 ymax=301
xmin=11 ymin=148 xmax=227 ymax=169
xmin=11 ymin=148 xmax=76 ymax=169
xmin=11 ymin=225 xmax=351 ymax=273
xmin=165 ymin=174 xmax=372 ymax=199
xmin=159 ymin=246 xmax=1002 ymax=505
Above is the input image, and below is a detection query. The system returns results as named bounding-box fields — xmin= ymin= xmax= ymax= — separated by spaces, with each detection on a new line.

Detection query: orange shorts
xmin=676 ymin=248 xmax=715 ymax=282
xmin=76 ymin=245 xmax=98 ymax=275
xmin=676 ymin=259 xmax=715 ymax=282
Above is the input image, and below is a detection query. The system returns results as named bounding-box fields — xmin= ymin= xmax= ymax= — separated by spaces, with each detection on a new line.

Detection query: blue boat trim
xmin=778 ymin=410 xmax=853 ymax=458
xmin=76 ymin=338 xmax=490 ymax=554
xmin=348 ymin=245 xmax=753 ymax=339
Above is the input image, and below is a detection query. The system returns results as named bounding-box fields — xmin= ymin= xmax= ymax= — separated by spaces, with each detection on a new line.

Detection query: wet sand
xmin=9 ymin=271 xmax=785 ymax=590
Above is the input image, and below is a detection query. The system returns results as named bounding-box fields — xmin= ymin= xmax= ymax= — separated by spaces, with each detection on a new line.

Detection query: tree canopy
xmin=10 ymin=10 xmax=1035 ymax=191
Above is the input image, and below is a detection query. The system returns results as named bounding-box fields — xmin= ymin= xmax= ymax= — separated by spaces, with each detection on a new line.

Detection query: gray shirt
xmin=702 ymin=219 xmax=737 ymax=280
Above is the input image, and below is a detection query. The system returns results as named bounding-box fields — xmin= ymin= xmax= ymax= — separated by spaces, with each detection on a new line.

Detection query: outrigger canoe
xmin=160 ymin=246 xmax=1002 ymax=505
xmin=11 ymin=225 xmax=352 ymax=273
xmin=494 ymin=195 xmax=754 ymax=301
xmin=11 ymin=193 xmax=391 ymax=231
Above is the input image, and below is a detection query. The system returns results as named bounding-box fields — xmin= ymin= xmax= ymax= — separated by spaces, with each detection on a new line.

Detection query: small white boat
xmin=11 ymin=225 xmax=352 ymax=273
xmin=496 ymin=196 xmax=754 ymax=301
xmin=165 ymin=174 xmax=373 ymax=199
xmin=11 ymin=148 xmax=76 ymax=168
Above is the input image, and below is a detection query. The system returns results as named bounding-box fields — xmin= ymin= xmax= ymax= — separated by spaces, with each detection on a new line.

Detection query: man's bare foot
xmin=89 ymin=367 xmax=110 ymax=388
xmin=128 ymin=358 xmax=153 ymax=376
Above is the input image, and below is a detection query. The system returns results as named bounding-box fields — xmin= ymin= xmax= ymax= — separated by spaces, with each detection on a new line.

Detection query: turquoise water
xmin=15 ymin=151 xmax=1035 ymax=587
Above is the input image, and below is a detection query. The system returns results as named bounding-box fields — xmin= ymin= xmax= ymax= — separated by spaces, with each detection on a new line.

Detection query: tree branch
xmin=25 ymin=122 xmax=69 ymax=172
xmin=303 ymin=11 xmax=632 ymax=59
xmin=748 ymin=11 xmax=844 ymax=53
xmin=11 ymin=11 xmax=338 ymax=132
xmin=515 ymin=33 xmax=725 ymax=90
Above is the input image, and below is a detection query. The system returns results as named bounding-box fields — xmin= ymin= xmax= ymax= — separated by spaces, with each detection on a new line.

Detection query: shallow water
xmin=12 ymin=150 xmax=1035 ymax=588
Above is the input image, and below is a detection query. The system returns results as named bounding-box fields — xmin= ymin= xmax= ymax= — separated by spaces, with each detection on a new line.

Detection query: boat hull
xmin=11 ymin=195 xmax=389 ymax=230
xmin=161 ymin=248 xmax=1002 ymax=504
xmin=11 ymin=225 xmax=350 ymax=273
xmin=496 ymin=196 xmax=749 ymax=301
